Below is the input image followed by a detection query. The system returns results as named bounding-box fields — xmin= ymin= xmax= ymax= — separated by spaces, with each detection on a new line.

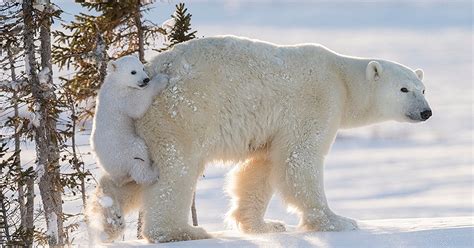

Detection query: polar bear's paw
xmin=325 ymin=214 xmax=358 ymax=231
xmin=301 ymin=212 xmax=358 ymax=232
xmin=87 ymin=193 xmax=125 ymax=243
xmin=263 ymin=220 xmax=287 ymax=233
xmin=145 ymin=225 xmax=212 ymax=243
xmin=129 ymin=162 xmax=160 ymax=185
xmin=239 ymin=220 xmax=287 ymax=234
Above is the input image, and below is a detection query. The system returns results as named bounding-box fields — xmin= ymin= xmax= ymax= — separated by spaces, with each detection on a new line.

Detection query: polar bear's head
xmin=106 ymin=55 xmax=151 ymax=89
xmin=367 ymin=61 xmax=432 ymax=123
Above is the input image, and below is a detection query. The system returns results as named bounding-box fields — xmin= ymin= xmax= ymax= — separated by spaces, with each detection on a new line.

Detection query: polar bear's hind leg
xmin=227 ymin=152 xmax=286 ymax=233
xmin=86 ymin=176 xmax=143 ymax=243
xmin=142 ymin=141 xmax=211 ymax=242
xmin=87 ymin=177 xmax=125 ymax=242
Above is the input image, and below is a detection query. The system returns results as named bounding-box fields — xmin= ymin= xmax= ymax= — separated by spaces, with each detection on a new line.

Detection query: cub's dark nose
xmin=143 ymin=78 xmax=150 ymax=84
xmin=420 ymin=109 xmax=432 ymax=120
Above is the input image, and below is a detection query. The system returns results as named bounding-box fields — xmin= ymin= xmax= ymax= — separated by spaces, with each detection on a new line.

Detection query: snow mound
xmin=103 ymin=217 xmax=473 ymax=248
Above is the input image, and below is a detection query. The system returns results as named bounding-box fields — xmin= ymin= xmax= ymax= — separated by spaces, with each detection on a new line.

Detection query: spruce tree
xmin=0 ymin=140 xmax=35 ymax=246
xmin=0 ymin=4 xmax=35 ymax=245
xmin=53 ymin=0 xmax=165 ymax=121
xmin=22 ymin=0 xmax=64 ymax=246
xmin=162 ymin=3 xmax=197 ymax=50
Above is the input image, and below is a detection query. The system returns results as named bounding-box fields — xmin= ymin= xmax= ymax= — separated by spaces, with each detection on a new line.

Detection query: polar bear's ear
xmin=366 ymin=61 xmax=383 ymax=81
xmin=107 ymin=61 xmax=117 ymax=72
xmin=415 ymin=69 xmax=424 ymax=81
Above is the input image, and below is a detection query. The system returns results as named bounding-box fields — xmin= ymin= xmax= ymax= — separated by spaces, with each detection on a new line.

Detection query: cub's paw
xmin=145 ymin=225 xmax=211 ymax=243
xmin=130 ymin=163 xmax=160 ymax=185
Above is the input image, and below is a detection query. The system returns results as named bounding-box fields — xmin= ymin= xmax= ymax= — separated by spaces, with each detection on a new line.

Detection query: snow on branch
xmin=161 ymin=18 xmax=176 ymax=34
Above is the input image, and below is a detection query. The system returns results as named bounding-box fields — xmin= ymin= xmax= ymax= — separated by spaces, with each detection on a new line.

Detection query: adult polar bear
xmin=123 ymin=36 xmax=431 ymax=242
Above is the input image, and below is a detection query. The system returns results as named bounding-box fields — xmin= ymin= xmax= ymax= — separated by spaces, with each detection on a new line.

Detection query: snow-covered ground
xmin=8 ymin=0 xmax=473 ymax=247
xmin=108 ymin=217 xmax=473 ymax=248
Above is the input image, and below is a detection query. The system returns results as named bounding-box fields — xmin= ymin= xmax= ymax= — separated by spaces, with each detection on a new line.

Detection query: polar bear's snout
xmin=406 ymin=92 xmax=432 ymax=122
xmin=420 ymin=109 xmax=432 ymax=120
xmin=406 ymin=102 xmax=432 ymax=122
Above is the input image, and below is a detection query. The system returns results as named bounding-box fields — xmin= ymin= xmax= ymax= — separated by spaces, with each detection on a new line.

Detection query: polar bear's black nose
xmin=420 ymin=109 xmax=432 ymax=120
xmin=143 ymin=78 xmax=150 ymax=84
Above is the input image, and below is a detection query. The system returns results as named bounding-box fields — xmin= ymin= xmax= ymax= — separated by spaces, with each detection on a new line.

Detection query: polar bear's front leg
xmin=142 ymin=143 xmax=211 ymax=243
xmin=275 ymin=146 xmax=358 ymax=232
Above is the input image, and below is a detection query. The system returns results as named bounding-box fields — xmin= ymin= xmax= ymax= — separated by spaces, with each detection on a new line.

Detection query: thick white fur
xmin=91 ymin=55 xmax=168 ymax=186
xmin=96 ymin=36 xmax=431 ymax=243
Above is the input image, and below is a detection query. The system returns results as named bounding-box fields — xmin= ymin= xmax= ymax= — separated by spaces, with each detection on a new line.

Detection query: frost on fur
xmin=90 ymin=55 xmax=169 ymax=186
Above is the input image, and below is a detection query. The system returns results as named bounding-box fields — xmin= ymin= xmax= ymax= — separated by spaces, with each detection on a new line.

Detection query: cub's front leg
xmin=127 ymin=74 xmax=169 ymax=120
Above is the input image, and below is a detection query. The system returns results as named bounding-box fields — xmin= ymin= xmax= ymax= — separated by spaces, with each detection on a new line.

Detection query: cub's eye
xmin=422 ymin=90 xmax=425 ymax=94
xmin=131 ymin=70 xmax=137 ymax=75
xmin=400 ymin=87 xmax=409 ymax=93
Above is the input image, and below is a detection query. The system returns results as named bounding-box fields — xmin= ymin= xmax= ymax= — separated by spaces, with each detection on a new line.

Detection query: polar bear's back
xmin=148 ymin=36 xmax=335 ymax=80
xmin=146 ymin=36 xmax=337 ymax=113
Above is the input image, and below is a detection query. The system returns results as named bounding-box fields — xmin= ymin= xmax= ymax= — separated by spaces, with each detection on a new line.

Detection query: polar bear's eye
xmin=422 ymin=90 xmax=425 ymax=94
xmin=131 ymin=70 xmax=137 ymax=75
xmin=400 ymin=87 xmax=409 ymax=93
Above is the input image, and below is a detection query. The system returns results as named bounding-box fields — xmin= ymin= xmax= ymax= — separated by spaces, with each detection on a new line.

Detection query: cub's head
xmin=367 ymin=60 xmax=432 ymax=123
xmin=106 ymin=55 xmax=150 ymax=89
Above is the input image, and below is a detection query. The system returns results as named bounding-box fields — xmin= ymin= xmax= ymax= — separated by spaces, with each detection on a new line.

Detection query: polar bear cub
xmin=91 ymin=55 xmax=168 ymax=185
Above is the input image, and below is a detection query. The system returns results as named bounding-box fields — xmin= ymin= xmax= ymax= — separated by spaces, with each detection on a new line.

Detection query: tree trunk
xmin=93 ymin=26 xmax=108 ymax=87
xmin=24 ymin=177 xmax=34 ymax=247
xmin=67 ymin=94 xmax=87 ymax=207
xmin=7 ymin=46 xmax=27 ymax=229
xmin=21 ymin=3 xmax=38 ymax=246
xmin=8 ymin=44 xmax=35 ymax=247
xmin=0 ymin=191 xmax=10 ymax=242
xmin=137 ymin=211 xmax=144 ymax=239
xmin=191 ymin=192 xmax=198 ymax=226
xmin=134 ymin=0 xmax=145 ymax=62
xmin=14 ymin=97 xmax=26 ymax=225
xmin=22 ymin=0 xmax=64 ymax=246
xmin=73 ymin=124 xmax=87 ymax=210
xmin=135 ymin=1 xmax=146 ymax=236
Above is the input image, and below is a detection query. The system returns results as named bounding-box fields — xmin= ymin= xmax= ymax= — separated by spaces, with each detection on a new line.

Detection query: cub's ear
xmin=415 ymin=68 xmax=424 ymax=81
xmin=366 ymin=61 xmax=383 ymax=81
xmin=107 ymin=61 xmax=117 ymax=72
